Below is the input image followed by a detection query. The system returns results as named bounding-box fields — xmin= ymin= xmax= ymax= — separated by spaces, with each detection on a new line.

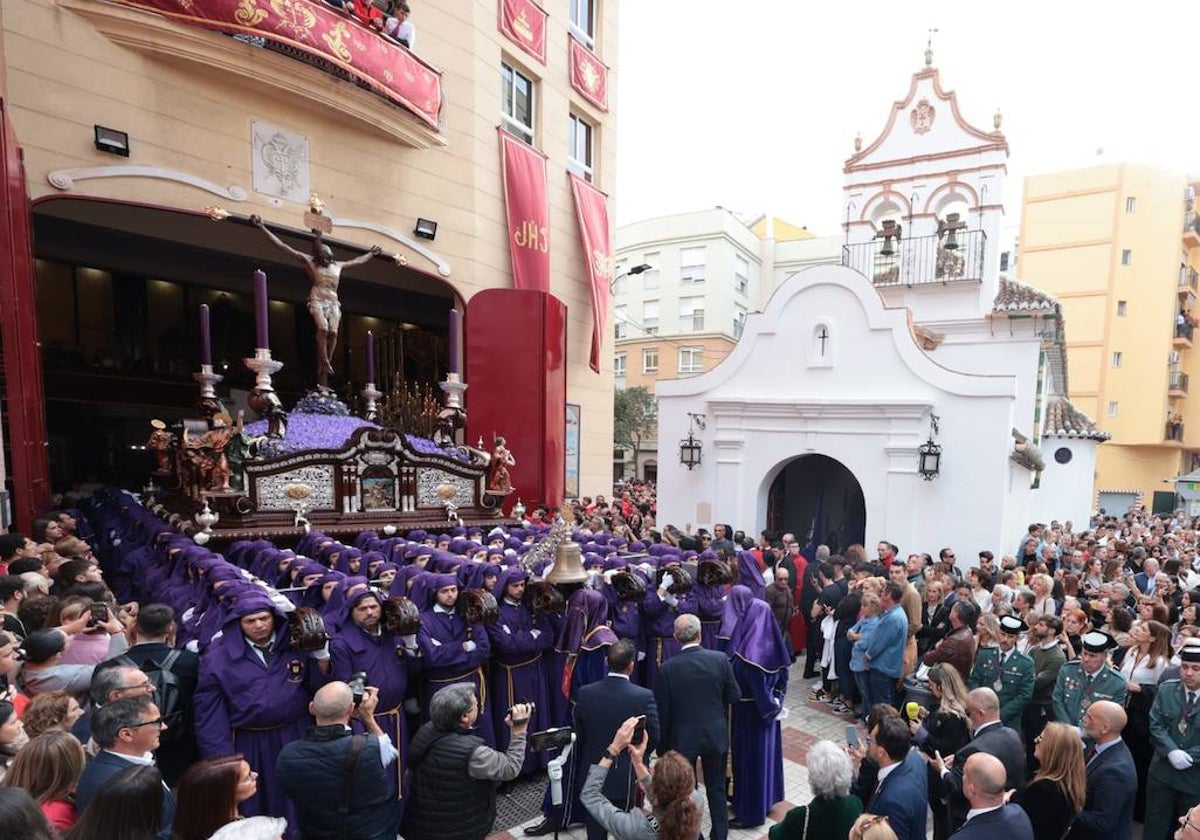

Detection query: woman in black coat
xmin=1013 ymin=722 xmax=1086 ymax=840
xmin=910 ymin=664 xmax=971 ymax=840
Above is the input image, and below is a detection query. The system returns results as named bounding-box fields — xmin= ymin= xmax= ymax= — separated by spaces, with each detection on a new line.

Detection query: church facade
xmin=657 ymin=52 xmax=1102 ymax=554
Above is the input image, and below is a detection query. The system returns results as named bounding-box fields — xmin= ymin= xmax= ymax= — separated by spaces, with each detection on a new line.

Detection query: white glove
xmin=637 ymin=650 xmax=646 ymax=662
xmin=775 ymin=707 xmax=790 ymax=722
xmin=762 ymin=569 xmax=773 ymax=586
xmin=401 ymin=634 xmax=418 ymax=648
xmin=663 ymin=593 xmax=679 ymax=608
xmin=463 ymin=640 xmax=477 ymax=653
xmin=1170 ymin=749 xmax=1194 ymax=770
xmin=660 ymin=573 xmax=675 ymax=591
xmin=310 ymin=642 xmax=330 ymax=661
xmin=530 ymin=629 xmax=541 ymax=639
xmin=602 ymin=569 xmax=619 ymax=583
xmin=502 ymin=624 xmax=512 ymax=635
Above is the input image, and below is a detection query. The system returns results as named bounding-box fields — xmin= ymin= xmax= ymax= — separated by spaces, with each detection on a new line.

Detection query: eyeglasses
xmin=127 ymin=717 xmax=167 ymax=729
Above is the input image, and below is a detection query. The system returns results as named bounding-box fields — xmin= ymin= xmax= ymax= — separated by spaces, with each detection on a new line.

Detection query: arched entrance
xmin=766 ymin=454 xmax=866 ymax=552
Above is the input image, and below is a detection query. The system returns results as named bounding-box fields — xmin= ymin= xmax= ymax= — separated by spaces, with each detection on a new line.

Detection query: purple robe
xmin=694 ymin=581 xmax=727 ymax=650
xmin=642 ymin=584 xmax=698 ymax=690
xmin=416 ymin=606 xmax=495 ymax=747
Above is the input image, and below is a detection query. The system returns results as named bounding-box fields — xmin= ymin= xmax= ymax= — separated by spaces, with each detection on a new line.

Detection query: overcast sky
xmin=614 ymin=2 xmax=1199 ymax=236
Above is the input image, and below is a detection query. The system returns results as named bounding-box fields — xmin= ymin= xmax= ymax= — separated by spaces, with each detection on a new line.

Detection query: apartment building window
xmin=501 ymin=62 xmax=536 ymax=145
xmin=1000 ymin=251 xmax=1010 ymax=272
xmin=734 ymin=307 xmax=746 ymax=339
xmin=1122 ymin=249 xmax=1132 ymax=266
xmin=569 ymin=0 xmax=595 ymax=48
xmin=567 ymin=113 xmax=594 ymax=181
xmin=642 ymin=252 xmax=660 ymax=289
xmin=1107 ymin=401 xmax=1119 ymax=418
xmin=678 ymin=347 xmax=703 ymax=374
xmin=680 ymin=247 xmax=706 ymax=284
xmin=614 ymin=353 xmax=626 ymax=377
xmin=1126 ymin=196 xmax=1137 ymax=213
xmin=614 ymin=305 xmax=627 ymax=339
xmin=642 ymin=300 xmax=659 ymax=335
xmin=1112 ymin=351 xmax=1122 ymax=368
xmin=642 ymin=347 xmax=659 ymax=374
xmin=679 ymin=296 xmax=705 ymax=331
xmin=1117 ymin=300 xmax=1127 ymax=316
xmin=734 ymin=254 xmax=749 ymax=296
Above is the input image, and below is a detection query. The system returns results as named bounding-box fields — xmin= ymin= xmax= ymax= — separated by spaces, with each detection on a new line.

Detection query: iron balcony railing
xmin=1167 ymin=420 xmax=1186 ymax=441
xmin=1184 ymin=269 xmax=1200 ymax=292
xmin=841 ymin=230 xmax=987 ymax=287
xmin=1170 ymin=370 xmax=1190 ymax=394
xmin=1178 ymin=322 xmax=1194 ymax=342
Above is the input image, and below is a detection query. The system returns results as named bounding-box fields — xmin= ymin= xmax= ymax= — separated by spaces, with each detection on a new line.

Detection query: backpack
xmin=117 ymin=650 xmax=184 ymax=743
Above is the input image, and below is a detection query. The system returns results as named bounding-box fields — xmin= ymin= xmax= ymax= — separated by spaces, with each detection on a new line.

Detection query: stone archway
xmin=766 ymin=454 xmax=866 ymax=552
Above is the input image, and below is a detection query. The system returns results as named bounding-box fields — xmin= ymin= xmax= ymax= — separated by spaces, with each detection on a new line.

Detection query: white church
xmin=656 ymin=50 xmax=1107 ymax=556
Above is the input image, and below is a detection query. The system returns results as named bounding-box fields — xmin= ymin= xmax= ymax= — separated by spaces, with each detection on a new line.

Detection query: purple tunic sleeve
xmin=194 ymin=656 xmax=235 ymax=757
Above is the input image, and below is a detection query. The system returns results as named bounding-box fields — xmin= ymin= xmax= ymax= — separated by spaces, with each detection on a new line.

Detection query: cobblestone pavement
xmin=488 ymin=659 xmax=839 ymax=840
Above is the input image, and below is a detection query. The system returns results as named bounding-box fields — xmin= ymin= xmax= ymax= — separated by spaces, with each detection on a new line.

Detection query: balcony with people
xmin=1176 ymin=307 xmax=1196 ymax=349
xmin=69 ymin=0 xmax=444 ymax=145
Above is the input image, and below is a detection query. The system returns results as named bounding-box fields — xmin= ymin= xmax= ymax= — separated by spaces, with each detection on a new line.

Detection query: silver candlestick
xmin=361 ymin=381 xmax=382 ymax=421
xmin=439 ymin=371 xmax=468 ymax=410
xmin=244 ymin=347 xmax=287 ymax=439
xmin=194 ymin=364 xmax=223 ymax=399
xmin=244 ymin=347 xmax=284 ymax=391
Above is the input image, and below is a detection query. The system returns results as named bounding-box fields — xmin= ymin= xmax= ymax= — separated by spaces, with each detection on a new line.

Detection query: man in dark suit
xmin=935 ymin=687 xmax=1026 ymax=831
xmin=950 ymin=753 xmax=1034 ymax=840
xmin=654 ymin=614 xmax=738 ymax=840
xmin=866 ymin=716 xmax=928 ymax=840
xmin=1064 ymin=700 xmax=1134 ymax=840
xmin=95 ymin=603 xmax=200 ymax=785
xmin=74 ymin=696 xmax=175 ymax=840
xmin=573 ymin=638 xmax=659 ymax=840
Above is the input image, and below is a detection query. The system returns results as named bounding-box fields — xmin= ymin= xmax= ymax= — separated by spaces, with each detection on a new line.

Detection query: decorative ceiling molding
xmin=47 ymin=165 xmax=248 ymax=201
xmin=332 ymin=217 xmax=452 ymax=277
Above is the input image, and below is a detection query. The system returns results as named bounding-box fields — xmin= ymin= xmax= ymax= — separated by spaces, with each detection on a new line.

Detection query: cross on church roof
xmin=925 ymin=28 xmax=938 ymax=67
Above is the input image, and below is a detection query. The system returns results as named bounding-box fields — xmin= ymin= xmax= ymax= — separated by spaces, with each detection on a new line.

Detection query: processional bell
xmin=545 ymin=539 xmax=587 ymax=585
xmin=938 ymin=212 xmax=965 ymax=251
xmin=876 ymin=219 xmax=901 ymax=257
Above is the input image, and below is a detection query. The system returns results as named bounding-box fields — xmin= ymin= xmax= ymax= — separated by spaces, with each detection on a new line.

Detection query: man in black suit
xmin=655 ymin=614 xmax=739 ymax=840
xmin=935 ymin=687 xmax=1026 ymax=831
xmin=95 ymin=603 xmax=201 ymax=785
xmin=574 ymin=638 xmax=659 ymax=840
xmin=950 ymin=753 xmax=1034 ymax=840
xmin=1064 ymin=700 xmax=1135 ymax=840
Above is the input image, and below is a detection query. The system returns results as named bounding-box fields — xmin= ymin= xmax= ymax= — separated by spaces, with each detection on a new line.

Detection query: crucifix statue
xmin=250 ymin=198 xmax=381 ymax=392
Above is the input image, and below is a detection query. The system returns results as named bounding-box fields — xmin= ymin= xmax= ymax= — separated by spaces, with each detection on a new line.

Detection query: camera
xmin=528 ymin=726 xmax=574 ymax=752
xmin=632 ymin=715 xmax=646 ymax=745
xmin=507 ymin=701 xmax=535 ymax=723
xmin=89 ymin=603 xmax=109 ymax=625
xmin=347 ymin=672 xmax=368 ymax=707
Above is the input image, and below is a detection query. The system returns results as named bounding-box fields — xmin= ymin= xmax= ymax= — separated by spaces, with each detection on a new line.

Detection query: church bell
xmin=545 ymin=539 xmax=588 ymax=585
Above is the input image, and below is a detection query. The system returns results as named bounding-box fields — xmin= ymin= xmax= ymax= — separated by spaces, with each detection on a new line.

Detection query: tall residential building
xmin=1019 ymin=164 xmax=1199 ymax=513
xmin=611 ymin=209 xmax=838 ymax=480
xmin=0 ymin=0 xmax=620 ymax=525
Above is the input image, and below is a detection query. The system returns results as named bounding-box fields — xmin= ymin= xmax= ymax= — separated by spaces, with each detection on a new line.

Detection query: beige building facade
xmin=0 ymin=0 xmax=619 ymax=519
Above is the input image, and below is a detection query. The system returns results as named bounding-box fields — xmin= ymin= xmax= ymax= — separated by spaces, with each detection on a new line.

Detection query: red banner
xmin=568 ymin=173 xmax=612 ymax=374
xmin=103 ymin=0 xmax=443 ymax=128
xmin=499 ymin=129 xmax=551 ymax=294
xmin=568 ymin=35 xmax=608 ymax=112
xmin=498 ymin=0 xmax=546 ymax=64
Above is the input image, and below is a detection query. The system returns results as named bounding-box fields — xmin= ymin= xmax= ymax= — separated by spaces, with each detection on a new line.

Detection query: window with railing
xmin=642 ymin=300 xmax=659 ymax=335
xmin=642 ymin=252 xmax=661 ymax=289
xmin=614 ymin=306 xmax=627 ymax=339
xmin=679 ymin=296 xmax=705 ymax=332
xmin=734 ymin=254 xmax=749 ymax=296
xmin=614 ymin=353 xmax=626 ymax=377
xmin=642 ymin=347 xmax=658 ymax=374
xmin=734 ymin=308 xmax=746 ymax=339
xmin=680 ymin=247 xmax=706 ymax=284
xmin=678 ymin=347 xmax=703 ymax=374
xmin=501 ymin=62 xmax=536 ymax=145
xmin=1170 ymin=370 xmax=1190 ymax=393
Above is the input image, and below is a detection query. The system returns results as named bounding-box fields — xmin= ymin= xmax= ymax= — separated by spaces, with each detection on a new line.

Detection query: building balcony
xmin=1176 ymin=321 xmax=1195 ymax=349
xmin=1167 ymin=420 xmax=1186 ymax=444
xmin=1187 ymin=213 xmax=1200 ymax=249
xmin=842 ymin=230 xmax=987 ymax=287
xmin=65 ymin=0 xmax=445 ymax=147
xmin=1182 ymin=268 xmax=1199 ymax=302
xmin=1170 ymin=370 xmax=1190 ymax=398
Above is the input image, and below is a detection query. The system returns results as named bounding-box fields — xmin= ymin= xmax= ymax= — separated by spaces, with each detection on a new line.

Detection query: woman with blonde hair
xmin=3 ymin=730 xmax=86 ymax=830
xmin=1118 ymin=618 xmax=1171 ymax=821
xmin=1012 ymin=722 xmax=1086 ymax=840
xmin=910 ymin=664 xmax=970 ymax=840
xmin=849 ymin=813 xmax=898 ymax=840
xmin=22 ymin=690 xmax=85 ymax=739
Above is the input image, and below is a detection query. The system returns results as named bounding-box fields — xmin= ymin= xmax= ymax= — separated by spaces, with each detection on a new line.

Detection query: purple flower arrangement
xmin=294 ymin=391 xmax=352 ymax=416
xmin=244 ymin=410 xmax=470 ymax=463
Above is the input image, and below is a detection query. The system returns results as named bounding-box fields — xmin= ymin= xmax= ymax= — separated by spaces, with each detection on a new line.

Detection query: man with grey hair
xmin=951 ymin=753 xmax=1033 ymax=839
xmin=209 ymin=816 xmax=288 ymax=840
xmin=276 ymin=681 xmax=399 ymax=840
xmin=89 ymin=665 xmax=155 ymax=707
xmin=654 ymin=614 xmax=739 ymax=840
xmin=402 ymin=684 xmax=531 ymax=840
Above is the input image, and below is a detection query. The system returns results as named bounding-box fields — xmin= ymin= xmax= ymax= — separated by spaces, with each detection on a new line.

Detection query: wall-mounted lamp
xmin=414 ymin=218 xmax=438 ymax=240
xmin=94 ymin=125 xmax=130 ymax=157
xmin=679 ymin=412 xmax=706 ymax=470
xmin=917 ymin=413 xmax=942 ymax=480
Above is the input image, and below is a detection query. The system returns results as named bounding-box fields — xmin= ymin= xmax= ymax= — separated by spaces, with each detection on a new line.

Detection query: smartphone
xmin=632 ymin=715 xmax=647 ymax=745
xmin=846 ymin=725 xmax=859 ymax=748
xmin=89 ymin=603 xmax=109 ymax=623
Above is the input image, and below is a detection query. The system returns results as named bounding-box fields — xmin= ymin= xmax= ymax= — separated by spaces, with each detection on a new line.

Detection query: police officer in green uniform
xmin=968 ymin=615 xmax=1034 ymax=732
xmin=1051 ymin=631 xmax=1127 ymax=728
xmin=1146 ymin=645 xmax=1200 ymax=840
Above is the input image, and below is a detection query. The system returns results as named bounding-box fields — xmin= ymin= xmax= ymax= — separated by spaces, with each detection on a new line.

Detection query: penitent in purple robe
xmin=728 ymin=600 xmax=789 ymax=828
xmin=486 ymin=568 xmax=553 ymax=772
xmin=694 ymin=581 xmax=727 ymax=650
xmin=642 ymin=584 xmax=698 ymax=690
xmin=193 ymin=596 xmax=330 ymax=828
xmin=416 ymin=601 xmax=494 ymax=747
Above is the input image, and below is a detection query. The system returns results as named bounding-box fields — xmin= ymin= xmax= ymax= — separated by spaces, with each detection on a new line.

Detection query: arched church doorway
xmin=766 ymin=454 xmax=866 ymax=553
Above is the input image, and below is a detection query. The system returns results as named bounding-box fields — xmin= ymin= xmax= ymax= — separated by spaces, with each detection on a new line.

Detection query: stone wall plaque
xmin=251 ymin=121 xmax=310 ymax=204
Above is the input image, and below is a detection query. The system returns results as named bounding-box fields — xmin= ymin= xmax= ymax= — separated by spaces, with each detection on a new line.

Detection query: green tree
xmin=613 ymin=386 xmax=656 ymax=472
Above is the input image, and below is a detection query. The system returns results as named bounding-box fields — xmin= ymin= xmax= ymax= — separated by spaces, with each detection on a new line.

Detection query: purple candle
xmin=199 ymin=303 xmax=212 ymax=366
xmin=448 ymin=309 xmax=461 ymax=375
xmin=253 ymin=270 xmax=269 ymax=349
xmin=366 ymin=330 xmax=376 ymax=383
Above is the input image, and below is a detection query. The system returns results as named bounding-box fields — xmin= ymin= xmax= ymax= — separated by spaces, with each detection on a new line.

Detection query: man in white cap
xmin=1051 ymin=630 xmax=1127 ymax=728
xmin=968 ymin=615 xmax=1034 ymax=731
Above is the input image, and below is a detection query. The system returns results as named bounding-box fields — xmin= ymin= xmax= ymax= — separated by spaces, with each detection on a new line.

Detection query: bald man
xmin=935 ymin=688 xmax=1026 ymax=831
xmin=1064 ymin=700 xmax=1134 ymax=840
xmin=950 ymin=753 xmax=1033 ymax=840
xmin=277 ymin=681 xmax=400 ymax=840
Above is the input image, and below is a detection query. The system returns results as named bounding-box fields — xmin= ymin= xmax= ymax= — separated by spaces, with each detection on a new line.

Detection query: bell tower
xmin=841 ymin=44 xmax=1008 ymax=322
